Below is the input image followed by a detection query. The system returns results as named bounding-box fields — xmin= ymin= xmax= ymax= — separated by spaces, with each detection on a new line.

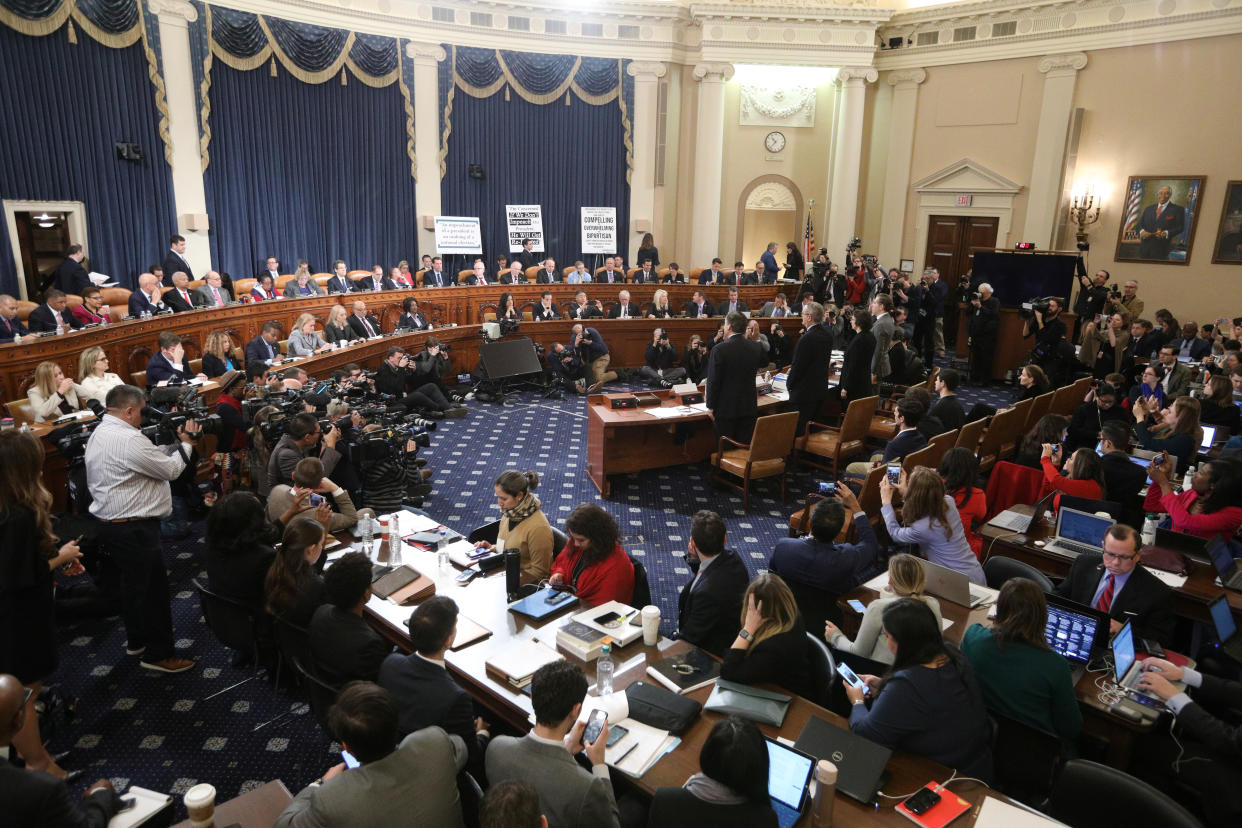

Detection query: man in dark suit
xmin=514 ymin=238 xmax=538 ymax=270
xmin=1053 ymin=523 xmax=1174 ymax=646
xmin=606 ymin=290 xmax=640 ymax=319
xmin=673 ymin=510 xmax=750 ymax=657
xmin=699 ymin=258 xmax=724 ymax=285
xmin=1136 ymin=186 xmax=1186 ymax=260
xmin=770 ymin=487 xmax=879 ymax=595
xmin=463 ymin=261 xmax=490 ymax=286
xmin=360 ymin=265 xmax=397 ymax=292
xmin=245 ymin=321 xmax=282 ymax=366
xmin=379 ymin=597 xmax=489 ymax=778
xmin=631 ymin=261 xmax=656 ymax=284
xmin=498 ymin=261 xmax=524 ymax=285
xmin=786 ymin=301 xmax=832 ymax=436
xmin=161 ymin=234 xmax=192 ymax=286
xmin=145 ymin=332 xmax=199 ymax=387
xmin=1098 ymin=422 xmax=1147 ymax=528
xmin=1125 ymin=319 xmax=1166 ymax=367
xmin=706 ymin=312 xmax=764 ymax=444
xmin=535 ymin=258 xmax=560 ymax=284
xmin=685 ymin=290 xmax=714 ymax=319
xmin=127 ymin=273 xmax=168 ymax=317
xmin=760 ymin=242 xmax=780 ymax=284
xmin=163 ymin=272 xmax=203 ymax=313
xmin=27 ymin=289 xmax=84 ymax=333
xmin=50 ymin=244 xmax=91 ymax=295
xmin=928 ymin=368 xmax=966 ymax=433
xmin=0 ymin=674 xmax=120 ymax=827
xmin=326 ymin=260 xmax=356 ymax=294
xmin=533 ymin=292 xmax=561 ymax=321
xmin=566 ymin=291 xmax=597 ymax=320
xmin=194 ymin=271 xmax=232 ymax=307
xmin=425 ymin=256 xmax=454 ymax=287
xmin=719 ymin=287 xmax=748 ymax=317
xmin=346 ymin=300 xmax=382 ymax=339
xmin=1167 ymin=325 xmax=1212 ymax=363
xmin=256 ymin=255 xmax=282 ymax=285
xmin=1155 ymin=345 xmax=1194 ymax=397
xmin=597 ymin=257 xmax=624 ymax=285
xmin=0 ymin=294 xmax=29 ymax=342
xmin=309 ymin=552 xmax=393 ymax=684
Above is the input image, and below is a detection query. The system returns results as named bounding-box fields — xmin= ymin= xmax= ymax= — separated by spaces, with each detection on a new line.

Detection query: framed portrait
xmin=1114 ymin=175 xmax=1206 ymax=266
xmin=1211 ymin=180 xmax=1242 ymax=265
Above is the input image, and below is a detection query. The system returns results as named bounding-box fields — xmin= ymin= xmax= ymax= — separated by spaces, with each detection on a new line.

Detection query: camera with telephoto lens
xmin=1019 ymin=297 xmax=1053 ymax=320
xmin=846 ymin=238 xmax=862 ymax=253
xmin=142 ymin=387 xmax=221 ymax=445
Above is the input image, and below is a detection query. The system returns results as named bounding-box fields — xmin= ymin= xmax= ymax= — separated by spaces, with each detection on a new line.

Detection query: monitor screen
xmin=1057 ymin=508 xmax=1112 ymax=548
xmin=766 ymin=738 xmax=814 ymax=810
xmin=1045 ymin=604 xmax=1100 ymax=664
xmin=1112 ymin=621 xmax=1137 ymax=683
xmin=1209 ymin=595 xmax=1237 ymax=644
xmin=1201 ymin=425 xmax=1217 ymax=448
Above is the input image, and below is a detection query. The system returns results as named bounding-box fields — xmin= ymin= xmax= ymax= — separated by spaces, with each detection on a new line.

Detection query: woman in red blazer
xmin=548 ymin=504 xmax=634 ymax=606
xmin=1040 ymin=444 xmax=1105 ymax=511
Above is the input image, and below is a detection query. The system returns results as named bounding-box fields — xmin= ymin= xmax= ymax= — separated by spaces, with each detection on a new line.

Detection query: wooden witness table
xmin=359 ymin=532 xmax=1005 ymax=826
xmin=168 ymin=779 xmax=293 ymax=828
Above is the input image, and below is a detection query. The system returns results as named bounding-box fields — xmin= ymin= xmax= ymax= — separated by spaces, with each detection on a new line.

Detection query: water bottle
xmin=437 ymin=528 xmax=450 ymax=569
xmin=811 ymin=760 xmax=838 ymax=827
xmin=11 ymin=332 xmax=20 ymax=344
xmin=596 ymin=640 xmax=614 ymax=695
xmin=1182 ymin=464 xmax=1195 ymax=492
xmin=389 ymin=514 xmax=402 ymax=566
xmin=55 ymin=321 xmax=64 ymax=335
xmin=100 ymin=306 xmax=110 ymax=325
xmin=1141 ymin=514 xmax=1158 ymax=548
xmin=360 ymin=516 xmax=374 ymax=559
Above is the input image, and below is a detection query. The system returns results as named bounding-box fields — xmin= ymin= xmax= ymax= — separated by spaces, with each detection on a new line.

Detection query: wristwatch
xmin=738 ymin=629 xmax=752 ymax=642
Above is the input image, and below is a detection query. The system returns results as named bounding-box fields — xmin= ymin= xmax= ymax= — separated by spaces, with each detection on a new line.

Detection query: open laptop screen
xmin=1201 ymin=425 xmax=1217 ymax=448
xmin=1208 ymin=535 xmax=1236 ymax=578
xmin=1111 ymin=621 xmax=1137 ymax=683
xmin=1056 ymin=508 xmax=1112 ymax=548
xmin=1209 ymin=595 xmax=1237 ymax=644
xmin=1045 ymin=602 xmax=1100 ymax=664
xmin=766 ymin=738 xmax=814 ymax=812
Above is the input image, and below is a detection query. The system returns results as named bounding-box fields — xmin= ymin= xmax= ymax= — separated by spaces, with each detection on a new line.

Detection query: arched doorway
xmin=736 ymin=175 xmax=803 ymax=270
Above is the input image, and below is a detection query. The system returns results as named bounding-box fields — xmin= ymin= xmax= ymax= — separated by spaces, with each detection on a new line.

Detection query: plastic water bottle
xmin=12 ymin=332 xmax=20 ymax=344
xmin=1141 ymin=514 xmax=1158 ymax=548
xmin=389 ymin=514 xmax=402 ymax=566
xmin=100 ymin=306 xmax=110 ymax=325
xmin=811 ymin=760 xmax=838 ymax=828
xmin=55 ymin=321 xmax=64 ymax=335
xmin=437 ymin=528 xmax=449 ymax=569
xmin=1182 ymin=464 xmax=1196 ymax=492
xmin=360 ymin=517 xmax=374 ymax=559
xmin=596 ymin=640 xmax=614 ymax=695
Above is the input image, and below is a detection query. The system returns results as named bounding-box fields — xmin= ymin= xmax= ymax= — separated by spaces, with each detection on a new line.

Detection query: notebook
xmin=914 ymin=558 xmax=994 ymax=608
xmin=1044 ymin=593 xmax=1109 ymax=681
xmin=485 ymin=639 xmax=563 ymax=689
xmin=987 ymin=491 xmax=1056 ymax=534
xmin=508 ymin=587 xmax=579 ymax=620
xmin=765 ymin=737 xmax=817 ymax=828
xmin=645 ymin=648 xmax=721 ymax=694
xmin=1044 ymin=507 xmax=1113 ymax=559
xmin=793 ymin=715 xmax=892 ymax=805
xmin=1208 ymin=594 xmax=1242 ymax=662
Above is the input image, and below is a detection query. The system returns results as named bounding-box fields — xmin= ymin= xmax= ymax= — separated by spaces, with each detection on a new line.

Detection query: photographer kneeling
xmin=266 ymin=412 xmax=343 ymax=495
xmin=375 ymin=346 xmax=466 ymax=419
xmin=638 ymin=328 xmax=686 ymax=388
xmin=411 ymin=337 xmax=463 ymax=404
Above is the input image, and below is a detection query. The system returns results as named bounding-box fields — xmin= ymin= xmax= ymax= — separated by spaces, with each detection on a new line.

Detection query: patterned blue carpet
xmin=40 ymin=358 xmax=1017 ymax=818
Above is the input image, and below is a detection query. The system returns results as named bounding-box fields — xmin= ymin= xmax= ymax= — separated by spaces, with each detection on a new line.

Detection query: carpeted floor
xmin=38 ymin=355 xmax=1018 ymax=819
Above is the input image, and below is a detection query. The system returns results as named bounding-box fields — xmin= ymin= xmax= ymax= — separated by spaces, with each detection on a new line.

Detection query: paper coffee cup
xmin=184 ymin=783 xmax=215 ymax=827
xmin=641 ymin=605 xmax=661 ymax=646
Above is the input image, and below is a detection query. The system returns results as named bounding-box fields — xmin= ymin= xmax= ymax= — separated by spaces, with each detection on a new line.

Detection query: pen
xmin=614 ymin=742 xmax=637 ymax=765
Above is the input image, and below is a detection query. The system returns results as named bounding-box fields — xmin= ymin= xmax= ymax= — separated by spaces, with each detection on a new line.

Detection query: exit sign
xmin=956 ymin=194 xmax=973 ymax=207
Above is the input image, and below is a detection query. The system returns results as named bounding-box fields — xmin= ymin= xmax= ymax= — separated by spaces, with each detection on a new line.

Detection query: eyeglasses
xmin=1102 ymin=550 xmax=1137 ymax=562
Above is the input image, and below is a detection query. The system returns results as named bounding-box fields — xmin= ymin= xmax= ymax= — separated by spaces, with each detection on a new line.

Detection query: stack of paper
xmin=485 ymin=639 xmax=563 ymax=690
xmin=578 ymin=692 xmax=680 ymax=778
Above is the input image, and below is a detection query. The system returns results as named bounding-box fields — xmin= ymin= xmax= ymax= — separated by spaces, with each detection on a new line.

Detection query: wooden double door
xmin=924 ymin=215 xmax=998 ymax=349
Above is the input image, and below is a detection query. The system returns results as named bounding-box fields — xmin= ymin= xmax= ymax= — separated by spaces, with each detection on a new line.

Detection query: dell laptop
xmin=1208 ymin=594 xmax=1242 ymax=662
xmin=793 ymin=716 xmax=892 ymax=805
xmin=1044 ymin=507 xmax=1113 ymax=560
xmin=1044 ymin=593 xmax=1109 ymax=682
xmin=915 ymin=557 xmax=992 ymax=608
xmin=764 ymin=737 xmax=817 ymax=828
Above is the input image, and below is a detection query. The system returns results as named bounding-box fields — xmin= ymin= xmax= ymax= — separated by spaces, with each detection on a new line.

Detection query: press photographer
xmin=1021 ymin=296 xmax=1068 ymax=375
xmin=353 ymin=422 xmax=434 ymax=512
xmin=411 ymin=338 xmax=463 ymax=404
xmin=266 ymin=412 xmax=343 ymax=495
xmin=638 ymin=328 xmax=687 ymax=388
xmin=374 ymin=346 xmax=466 ymax=419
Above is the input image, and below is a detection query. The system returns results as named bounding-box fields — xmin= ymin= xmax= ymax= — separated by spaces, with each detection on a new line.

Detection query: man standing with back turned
xmin=706 ymin=311 xmax=764 ymax=445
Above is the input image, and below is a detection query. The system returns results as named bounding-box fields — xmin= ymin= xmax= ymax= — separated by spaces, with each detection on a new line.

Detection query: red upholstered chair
xmin=983 ymin=461 xmax=1045 ymax=521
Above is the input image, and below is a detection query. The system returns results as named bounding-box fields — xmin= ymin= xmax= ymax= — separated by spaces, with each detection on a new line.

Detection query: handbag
xmin=624 ymin=681 xmax=701 ymax=737
xmin=704 ymin=678 xmax=792 ymax=727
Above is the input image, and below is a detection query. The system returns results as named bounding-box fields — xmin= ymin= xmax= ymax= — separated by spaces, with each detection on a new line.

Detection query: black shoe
xmin=408 ymin=483 xmax=434 ymax=497
xmin=51 ymin=750 xmax=72 ymax=764
xmin=421 ymin=410 xmax=445 ymax=420
xmin=61 ymin=769 xmax=84 ymax=785
xmin=413 ymin=458 xmax=428 ymax=468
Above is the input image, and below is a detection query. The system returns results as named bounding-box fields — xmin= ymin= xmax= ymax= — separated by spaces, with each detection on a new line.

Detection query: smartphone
xmin=1153 ymin=453 xmax=1165 ymax=468
xmin=847 ymin=599 xmax=866 ymax=613
xmin=467 ymin=546 xmax=493 ymax=560
xmin=545 ymin=589 xmax=573 ymax=605
xmin=606 ymin=723 xmax=629 ymax=747
xmin=902 ymin=787 xmax=942 ymax=815
xmin=836 ymin=662 xmax=870 ymax=696
xmin=583 ymin=709 xmax=607 ymax=745
xmin=309 ymin=493 xmax=324 ymax=507
xmin=886 ymin=462 xmax=902 ymax=486
xmin=594 ymin=611 xmax=623 ymax=626
xmin=628 ymin=613 xmax=644 ymax=627
xmin=818 ymin=481 xmax=837 ymax=495
xmin=341 ymin=749 xmax=360 ymax=769
xmin=455 ymin=567 xmax=479 ymax=585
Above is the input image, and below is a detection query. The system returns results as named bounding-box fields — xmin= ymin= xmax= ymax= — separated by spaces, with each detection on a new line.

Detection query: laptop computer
xmin=915 ymin=557 xmax=992 ymax=608
xmin=1207 ymin=535 xmax=1242 ymax=590
xmin=764 ymin=737 xmax=817 ymax=828
xmin=1044 ymin=593 xmax=1109 ymax=682
xmin=1201 ymin=424 xmax=1218 ymax=449
xmin=1208 ymin=594 xmax=1242 ymax=662
xmin=1153 ymin=527 xmax=1210 ymax=565
xmin=1044 ymin=507 xmax=1113 ymax=560
xmin=1111 ymin=620 xmax=1185 ymax=713
xmin=793 ymin=716 xmax=892 ymax=805
xmin=987 ymin=490 xmax=1057 ymax=534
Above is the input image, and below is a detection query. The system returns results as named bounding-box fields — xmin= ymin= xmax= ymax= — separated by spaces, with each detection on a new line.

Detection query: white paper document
xmin=578 ymin=692 xmax=680 ymax=778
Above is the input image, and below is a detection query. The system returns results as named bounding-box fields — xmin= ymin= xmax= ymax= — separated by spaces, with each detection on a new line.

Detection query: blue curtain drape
xmin=0 ymin=0 xmax=137 ymax=33
xmin=0 ymin=23 xmax=175 ymax=293
xmin=203 ymin=61 xmax=416 ymax=278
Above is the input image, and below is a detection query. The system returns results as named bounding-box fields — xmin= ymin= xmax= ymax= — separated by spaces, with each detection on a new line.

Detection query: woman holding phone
xmin=548 ymin=504 xmax=634 ymax=605
xmin=880 ymin=467 xmax=985 ymax=584
xmin=825 ymin=554 xmax=942 ymax=664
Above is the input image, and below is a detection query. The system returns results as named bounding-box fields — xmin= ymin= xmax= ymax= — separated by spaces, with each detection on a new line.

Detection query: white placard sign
xmin=580 ymin=207 xmax=617 ymax=255
xmin=505 ymin=205 xmax=544 ymax=253
xmin=434 ymin=216 xmax=482 ymax=255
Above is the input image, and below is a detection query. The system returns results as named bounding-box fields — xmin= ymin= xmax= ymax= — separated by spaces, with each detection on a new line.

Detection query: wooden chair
xmin=313 ymin=275 xmax=332 ymax=291
xmin=901 ymin=443 xmax=938 ymax=476
xmin=188 ymin=279 xmax=205 ymax=291
xmin=856 ymin=464 xmax=886 ymax=525
xmin=868 ymin=405 xmax=899 ymax=441
xmin=1049 ymin=381 xmax=1084 ymax=416
xmin=15 ymin=300 xmax=37 ymax=323
xmin=710 ymin=411 xmax=799 ymax=511
xmin=789 ymin=495 xmax=854 ymax=539
xmin=926 ymin=429 xmax=957 ymax=468
xmin=274 ymin=275 xmax=294 ymax=292
xmin=975 ymin=406 xmax=1025 ymax=473
xmin=1025 ymin=391 xmax=1054 ymax=431
xmin=457 ymin=269 xmax=474 ymax=284
xmin=797 ymin=395 xmax=876 ymax=476
xmin=99 ymin=287 xmax=131 ymax=315
xmin=130 ymin=370 xmax=147 ymax=388
xmin=955 ymin=416 xmax=989 ymax=452
xmin=689 ymin=267 xmax=704 ymax=283
xmin=6 ymin=398 xmax=35 ymax=427
xmin=523 ymin=266 xmax=541 ymax=283
xmin=414 ymin=268 xmax=427 ymax=287
xmin=1008 ymin=397 xmax=1034 ymax=436
xmin=346 ymin=270 xmax=369 ymax=282
xmin=189 ymin=358 xmax=202 ymax=375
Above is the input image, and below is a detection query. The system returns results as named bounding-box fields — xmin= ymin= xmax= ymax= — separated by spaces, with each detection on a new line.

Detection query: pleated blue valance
xmin=0 ymin=0 xmax=138 ymax=36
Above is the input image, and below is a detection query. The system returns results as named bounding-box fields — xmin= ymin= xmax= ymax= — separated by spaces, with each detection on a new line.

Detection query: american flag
xmin=1122 ymin=179 xmax=1143 ymax=240
xmin=803 ymin=213 xmax=815 ymax=264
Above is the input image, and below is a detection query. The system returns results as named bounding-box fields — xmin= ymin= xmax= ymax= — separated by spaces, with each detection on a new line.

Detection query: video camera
xmin=142 ymin=386 xmax=221 ymax=446
xmin=1019 ymin=297 xmax=1054 ymax=320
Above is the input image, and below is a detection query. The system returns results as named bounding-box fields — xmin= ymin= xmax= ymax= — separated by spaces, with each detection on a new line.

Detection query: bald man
xmin=127 ymin=272 xmax=167 ymax=317
xmin=0 ymin=674 xmax=119 ymax=826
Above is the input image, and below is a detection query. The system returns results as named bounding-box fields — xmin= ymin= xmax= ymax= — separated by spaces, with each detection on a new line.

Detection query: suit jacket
xmin=706 ymin=334 xmax=764 ymax=421
xmin=274 ymin=727 xmax=466 ymax=828
xmin=760 ymin=249 xmax=780 ymax=283
xmin=839 ymin=329 xmax=876 ymax=402
xmin=719 ymin=300 xmax=750 ymax=316
xmin=245 ymin=335 xmax=279 ymax=365
xmin=0 ymin=764 xmax=117 ymax=828
xmin=1169 ymin=337 xmax=1212 ymax=362
xmin=597 ymin=269 xmax=625 ymax=285
xmin=929 ymin=395 xmax=965 ymax=434
xmin=283 ymin=280 xmax=325 ymax=298
xmin=535 ymin=269 xmax=561 ymax=284
xmin=379 ymin=653 xmax=485 ymax=774
xmin=360 ymin=277 xmax=397 ymax=292
xmin=883 ymin=427 xmax=927 ymax=463
xmin=770 ymin=517 xmax=880 ymax=596
xmin=533 ymin=303 xmax=562 ymax=321
xmin=308 ymin=604 xmax=393 ymax=684
xmin=486 ymin=733 xmax=619 ymax=828
xmin=194 ymin=283 xmax=232 ymax=307
xmin=786 ymin=323 xmax=832 ymax=408
xmin=161 ymin=251 xmax=193 ymax=285
xmin=164 ymin=287 xmax=202 ymax=313
xmin=0 ymin=313 xmax=29 ymax=342
xmin=1136 ymin=201 xmax=1186 ymax=255
xmin=630 ymin=269 xmax=657 ymax=284
xmin=326 ymin=275 xmax=357 ymax=294
xmin=463 ymin=274 xmax=491 ymax=286
xmin=676 ymin=549 xmax=750 ymax=656
xmin=1161 ymin=361 xmax=1194 ymax=398
xmin=323 ymin=322 xmax=352 ymax=344
xmin=145 ymin=352 xmax=192 ymax=387
xmin=872 ymin=313 xmax=895 ymax=378
xmin=607 ymin=302 xmax=641 ymax=319
xmin=27 ymin=304 xmax=83 ymax=333
xmin=127 ymin=289 xmax=166 ymax=317
xmin=426 ymin=270 xmax=454 ymax=288
xmin=685 ymin=300 xmax=715 ymax=319
xmin=758 ymin=302 xmax=792 ymax=318
xmin=397 ymin=312 xmax=429 ymax=331
xmin=698 ymin=269 xmax=721 ymax=285
xmin=515 ymin=249 xmax=538 ymax=270
xmin=567 ymin=303 xmax=601 ymax=320
xmin=347 ymin=314 xmax=382 ymax=339
xmin=1178 ymin=672 xmax=1242 ymax=760
xmin=1053 ymin=553 xmax=1175 ymax=645
xmin=51 ymin=257 xmax=90 ymax=295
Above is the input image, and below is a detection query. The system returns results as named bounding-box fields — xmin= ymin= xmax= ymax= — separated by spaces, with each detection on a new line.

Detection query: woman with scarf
xmin=648 ymin=716 xmax=777 ymax=826
xmin=472 ymin=470 xmax=554 ymax=580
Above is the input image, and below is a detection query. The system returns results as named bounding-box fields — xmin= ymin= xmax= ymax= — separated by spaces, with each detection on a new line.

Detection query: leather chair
xmin=130 ymin=370 xmax=147 ymax=388
xmin=856 ymin=465 xmax=886 ymax=528
xmin=1025 ymin=391 xmax=1055 ymax=432
xmin=989 ymin=711 xmax=1064 ymax=808
xmin=805 ymin=632 xmax=836 ymax=708
xmin=710 ymin=411 xmax=799 ymax=511
xmin=457 ymin=269 xmax=475 ymax=284
xmin=346 ymin=270 xmax=370 ymax=282
xmin=982 ymin=556 xmax=1055 ymax=592
xmin=901 ymin=443 xmax=938 ymax=476
xmin=628 ymin=555 xmax=651 ymax=608
xmin=925 ymin=429 xmax=958 ymax=468
xmin=16 ymin=300 xmax=37 ymax=323
xmin=5 ymin=398 xmax=35 ymax=427
xmin=524 ymin=266 xmax=542 ymax=283
xmin=1046 ymin=758 xmax=1202 ymax=828
xmin=233 ymin=277 xmax=257 ymax=297
xmin=797 ymin=395 xmax=876 ymax=476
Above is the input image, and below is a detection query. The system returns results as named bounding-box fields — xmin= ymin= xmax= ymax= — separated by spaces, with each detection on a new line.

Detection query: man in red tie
xmin=164 ymin=272 xmax=203 ymax=313
xmin=347 ymin=300 xmax=381 ymax=339
xmin=1052 ymin=523 xmax=1174 ymax=645
xmin=0 ymin=294 xmax=29 ymax=342
xmin=193 ymin=271 xmax=231 ymax=307
xmin=467 ymin=261 xmax=488 ymax=286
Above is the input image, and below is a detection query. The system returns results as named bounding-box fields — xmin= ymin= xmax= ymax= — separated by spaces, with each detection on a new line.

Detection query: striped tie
xmin=1095 ymin=574 xmax=1115 ymax=613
